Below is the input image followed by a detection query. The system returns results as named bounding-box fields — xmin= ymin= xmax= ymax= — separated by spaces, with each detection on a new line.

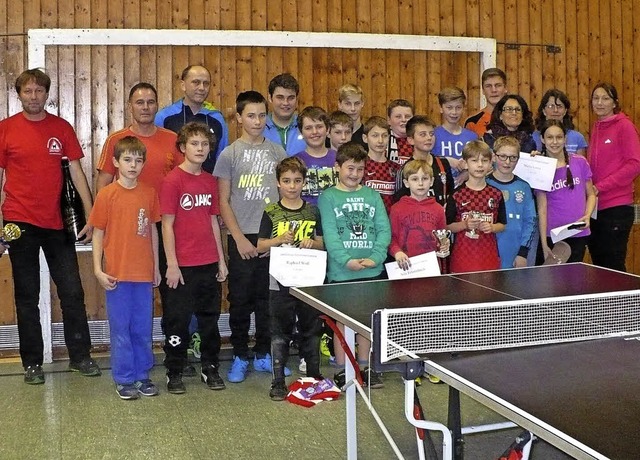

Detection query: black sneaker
xmin=183 ymin=364 xmax=197 ymax=377
xmin=201 ymin=364 xmax=226 ymax=390
xmin=269 ymin=379 xmax=288 ymax=401
xmin=361 ymin=367 xmax=384 ymax=389
xmin=68 ymin=357 xmax=102 ymax=376
xmin=24 ymin=365 xmax=45 ymax=385
xmin=167 ymin=372 xmax=186 ymax=394
xmin=333 ymin=369 xmax=346 ymax=389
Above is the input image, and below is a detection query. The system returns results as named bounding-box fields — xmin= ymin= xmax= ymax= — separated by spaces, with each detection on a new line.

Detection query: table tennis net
xmin=376 ymin=292 xmax=640 ymax=363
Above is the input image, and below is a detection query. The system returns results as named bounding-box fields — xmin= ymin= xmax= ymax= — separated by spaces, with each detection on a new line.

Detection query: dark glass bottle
xmin=60 ymin=157 xmax=86 ymax=241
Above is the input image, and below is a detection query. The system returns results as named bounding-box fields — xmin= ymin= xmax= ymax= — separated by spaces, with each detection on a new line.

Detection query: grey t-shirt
xmin=213 ymin=138 xmax=286 ymax=234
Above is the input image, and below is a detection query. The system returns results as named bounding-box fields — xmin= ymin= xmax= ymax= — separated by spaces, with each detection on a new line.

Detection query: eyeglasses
xmin=502 ymin=106 xmax=522 ymax=113
xmin=495 ymin=154 xmax=519 ymax=162
xmin=545 ymin=103 xmax=566 ymax=110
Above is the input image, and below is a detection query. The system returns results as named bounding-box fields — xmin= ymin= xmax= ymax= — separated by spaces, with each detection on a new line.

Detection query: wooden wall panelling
xmin=438 ymin=0 xmax=454 ymax=92
xmin=204 ymin=0 xmax=222 ymax=114
xmin=383 ymin=0 xmax=400 ymax=111
xmin=154 ymin=0 xmax=173 ymax=112
xmin=425 ymin=1 xmax=441 ymax=120
xmin=354 ymin=1 xmax=372 ymax=120
xmin=587 ymin=0 xmax=600 ymax=107
xmin=6 ymin=0 xmax=24 ymax=116
xmin=295 ymin=1 xmax=312 ymax=111
xmin=139 ymin=0 xmax=157 ymax=93
xmin=219 ymin=3 xmax=237 ymax=137
xmin=0 ymin=258 xmax=16 ymax=325
xmin=575 ymin=0 xmax=589 ymax=133
xmin=411 ymin=1 xmax=427 ymax=115
xmin=515 ymin=0 xmax=531 ymax=106
xmin=398 ymin=0 xmax=415 ymax=111
xmin=188 ymin=0 xmax=205 ymax=67
xmin=340 ymin=0 xmax=358 ymax=92
xmin=369 ymin=0 xmax=386 ymax=117
xmin=265 ymin=0 xmax=284 ymax=102
xmin=250 ymin=0 xmax=268 ymax=112
xmin=453 ymin=0 xmax=469 ymax=97
xmin=171 ymin=1 xmax=189 ymax=100
xmin=562 ymin=0 xmax=579 ymax=127
xmin=326 ymin=0 xmax=343 ymax=112
xmin=527 ymin=0 xmax=542 ymax=110
xmin=234 ymin=1 xmax=252 ymax=100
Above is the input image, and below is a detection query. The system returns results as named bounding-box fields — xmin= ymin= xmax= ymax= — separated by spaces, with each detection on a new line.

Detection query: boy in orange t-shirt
xmin=90 ymin=136 xmax=161 ymax=400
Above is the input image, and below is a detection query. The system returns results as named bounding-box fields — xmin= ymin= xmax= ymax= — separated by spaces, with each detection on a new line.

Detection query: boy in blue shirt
xmin=486 ymin=136 xmax=536 ymax=268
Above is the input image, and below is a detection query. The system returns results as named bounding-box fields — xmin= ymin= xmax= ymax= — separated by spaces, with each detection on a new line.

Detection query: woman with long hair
xmin=536 ymin=120 xmax=596 ymax=263
xmin=483 ymin=94 xmax=536 ymax=153
xmin=587 ymin=83 xmax=640 ymax=271
xmin=533 ymin=89 xmax=587 ymax=156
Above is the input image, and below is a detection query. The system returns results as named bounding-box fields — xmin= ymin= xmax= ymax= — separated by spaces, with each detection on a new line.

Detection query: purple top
xmin=293 ymin=149 xmax=338 ymax=206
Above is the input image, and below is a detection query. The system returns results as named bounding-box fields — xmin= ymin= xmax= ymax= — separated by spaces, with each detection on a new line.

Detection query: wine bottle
xmin=60 ymin=157 xmax=86 ymax=241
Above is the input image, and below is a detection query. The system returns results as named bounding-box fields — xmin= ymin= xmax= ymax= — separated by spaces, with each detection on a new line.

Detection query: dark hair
xmin=15 ymin=69 xmax=51 ymax=93
xmin=386 ymin=99 xmax=414 ymax=117
xmin=481 ymin=68 xmax=507 ymax=85
xmin=236 ymin=90 xmax=267 ymax=115
xmin=363 ymin=116 xmax=389 ymax=135
xmin=591 ymin=82 xmax=621 ymax=114
xmin=406 ymin=115 xmax=436 ymax=138
xmin=335 ymin=142 xmax=367 ymax=166
xmin=540 ymin=119 xmax=574 ymax=189
xmin=268 ymin=73 xmax=299 ymax=96
xmin=176 ymin=122 xmax=216 ymax=151
xmin=535 ymin=89 xmax=575 ymax=131
xmin=489 ymin=94 xmax=535 ymax=134
xmin=114 ymin=136 xmax=147 ymax=162
xmin=276 ymin=156 xmax=308 ymax=181
xmin=128 ymin=82 xmax=158 ymax=101
xmin=298 ymin=106 xmax=329 ymax=132
xmin=180 ymin=65 xmax=210 ymax=80
xmin=328 ymin=110 xmax=354 ymax=130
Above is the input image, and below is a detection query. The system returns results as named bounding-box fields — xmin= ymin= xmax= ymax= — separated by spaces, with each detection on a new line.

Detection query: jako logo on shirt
xmin=47 ymin=137 xmax=62 ymax=155
xmin=180 ymin=193 xmax=212 ymax=210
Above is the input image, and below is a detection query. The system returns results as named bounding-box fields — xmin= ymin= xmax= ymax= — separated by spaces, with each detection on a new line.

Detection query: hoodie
xmin=588 ymin=112 xmax=640 ymax=210
xmin=389 ymin=195 xmax=446 ymax=257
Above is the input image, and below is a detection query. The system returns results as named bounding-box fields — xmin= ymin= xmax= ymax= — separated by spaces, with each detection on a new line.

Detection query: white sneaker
xmin=299 ymin=358 xmax=307 ymax=374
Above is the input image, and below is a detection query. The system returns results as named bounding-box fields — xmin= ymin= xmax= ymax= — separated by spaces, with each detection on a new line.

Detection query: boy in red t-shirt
xmin=90 ymin=136 xmax=161 ymax=400
xmin=160 ymin=122 xmax=229 ymax=394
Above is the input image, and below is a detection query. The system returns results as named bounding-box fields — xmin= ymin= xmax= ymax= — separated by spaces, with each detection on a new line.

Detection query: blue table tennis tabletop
xmin=291 ymin=263 xmax=640 ymax=460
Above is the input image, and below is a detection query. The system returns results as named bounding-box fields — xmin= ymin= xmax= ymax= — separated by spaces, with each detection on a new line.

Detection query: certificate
xmin=385 ymin=251 xmax=441 ymax=280
xmin=513 ymin=152 xmax=558 ymax=191
xmin=550 ymin=221 xmax=586 ymax=243
xmin=269 ymin=247 xmax=327 ymax=287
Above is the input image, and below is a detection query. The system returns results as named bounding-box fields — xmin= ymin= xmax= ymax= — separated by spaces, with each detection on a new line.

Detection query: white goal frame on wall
xmin=25 ymin=28 xmax=496 ymax=364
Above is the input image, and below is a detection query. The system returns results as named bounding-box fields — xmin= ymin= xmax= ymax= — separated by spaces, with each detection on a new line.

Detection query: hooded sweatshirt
xmin=389 ymin=195 xmax=446 ymax=257
xmin=588 ymin=112 xmax=640 ymax=210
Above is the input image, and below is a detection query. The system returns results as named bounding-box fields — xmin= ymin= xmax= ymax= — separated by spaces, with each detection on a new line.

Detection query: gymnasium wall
xmin=1 ymin=0 xmax=640 ymax=332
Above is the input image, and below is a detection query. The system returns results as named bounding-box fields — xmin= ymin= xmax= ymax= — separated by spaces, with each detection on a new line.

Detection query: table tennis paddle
xmin=542 ymin=240 xmax=571 ymax=265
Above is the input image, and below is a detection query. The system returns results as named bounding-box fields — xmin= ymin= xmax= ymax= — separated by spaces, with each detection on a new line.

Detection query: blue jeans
xmin=6 ymin=221 xmax=92 ymax=367
xmin=106 ymin=282 xmax=154 ymax=384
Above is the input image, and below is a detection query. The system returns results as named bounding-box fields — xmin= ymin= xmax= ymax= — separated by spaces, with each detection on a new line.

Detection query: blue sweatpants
xmin=106 ymin=282 xmax=154 ymax=385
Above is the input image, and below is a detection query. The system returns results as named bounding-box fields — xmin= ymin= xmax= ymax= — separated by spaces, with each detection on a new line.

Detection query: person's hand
xmin=153 ymin=269 xmax=161 ymax=287
xmin=279 ymin=231 xmax=295 ymax=246
xmin=0 ymin=243 xmax=7 ymax=257
xmin=478 ymin=221 xmax=493 ymax=233
xmin=95 ymin=270 xmax=117 ymax=290
xmin=77 ymin=224 xmax=93 ymax=244
xmin=513 ymin=255 xmax=527 ymax=268
xmin=579 ymin=217 xmax=591 ymax=229
xmin=529 ymin=150 xmax=542 ymax=157
xmin=217 ymin=261 xmax=229 ymax=282
xmin=299 ymin=238 xmax=314 ymax=249
xmin=236 ymin=236 xmax=258 ymax=259
xmin=593 ymin=185 xmax=599 ymax=196
xmin=395 ymin=252 xmax=410 ymax=271
xmin=466 ymin=216 xmax=480 ymax=231
xmin=541 ymin=244 xmax=553 ymax=261
xmin=360 ymin=258 xmax=376 ymax=268
xmin=437 ymin=239 xmax=451 ymax=257
xmin=346 ymin=259 xmax=364 ymax=271
xmin=166 ymin=265 xmax=184 ymax=289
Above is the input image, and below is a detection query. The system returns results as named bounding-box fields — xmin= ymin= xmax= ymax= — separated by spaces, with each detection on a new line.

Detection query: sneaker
xmin=333 ymin=369 xmax=346 ymax=389
xmin=183 ymin=364 xmax=197 ymax=377
xmin=298 ymin=358 xmax=307 ymax=374
xmin=253 ymin=353 xmax=292 ymax=376
xmin=269 ymin=379 xmax=288 ymax=401
xmin=320 ymin=333 xmax=332 ymax=357
xmin=166 ymin=372 xmax=186 ymax=394
xmin=134 ymin=379 xmax=159 ymax=397
xmin=427 ymin=374 xmax=442 ymax=384
xmin=24 ymin=365 xmax=45 ymax=385
xmin=69 ymin=357 xmax=102 ymax=377
xmin=227 ymin=356 xmax=249 ymax=383
xmin=189 ymin=332 xmax=202 ymax=360
xmin=328 ymin=356 xmax=337 ymax=366
xmin=116 ymin=383 xmax=139 ymax=400
xmin=201 ymin=364 xmax=226 ymax=390
xmin=362 ymin=367 xmax=384 ymax=389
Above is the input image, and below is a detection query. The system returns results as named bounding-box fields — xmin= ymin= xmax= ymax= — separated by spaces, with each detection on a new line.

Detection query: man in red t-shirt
xmin=0 ymin=69 xmax=100 ymax=384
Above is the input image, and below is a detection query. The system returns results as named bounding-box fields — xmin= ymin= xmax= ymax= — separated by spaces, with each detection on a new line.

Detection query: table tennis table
xmin=291 ymin=263 xmax=640 ymax=460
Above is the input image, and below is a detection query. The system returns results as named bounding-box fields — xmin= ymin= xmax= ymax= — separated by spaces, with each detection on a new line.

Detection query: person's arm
xmin=360 ymin=192 xmax=391 ymax=268
xmin=479 ymin=196 xmax=506 ymax=234
xmin=515 ymin=186 xmax=536 ymax=268
xmin=0 ymin=167 xmax=5 ymax=256
xmin=96 ymin=171 xmax=115 ymax=192
xmin=151 ymin=223 xmax=161 ymax=287
xmin=161 ymin=214 xmax=184 ymax=289
xmin=91 ymin=227 xmax=117 ymax=290
xmin=317 ymin=191 xmax=355 ymax=269
xmin=535 ymin=190 xmax=552 ymax=260
xmin=211 ymin=215 xmax=228 ymax=282
xmin=217 ymin=177 xmax=258 ymax=259
xmin=68 ymin=159 xmax=94 ymax=243
xmin=581 ymin=179 xmax=597 ymax=228
xmin=594 ymin=120 xmax=640 ymax=194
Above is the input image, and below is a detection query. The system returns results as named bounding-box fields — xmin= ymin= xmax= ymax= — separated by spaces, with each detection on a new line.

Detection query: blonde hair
xmin=492 ymin=136 xmax=521 ymax=154
xmin=402 ymin=159 xmax=432 ymax=180
xmin=462 ymin=139 xmax=492 ymax=161
xmin=438 ymin=87 xmax=466 ymax=105
xmin=338 ymin=83 xmax=363 ymax=102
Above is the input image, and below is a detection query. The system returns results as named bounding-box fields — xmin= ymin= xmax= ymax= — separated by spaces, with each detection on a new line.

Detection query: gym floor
xmin=0 ymin=350 xmax=573 ymax=460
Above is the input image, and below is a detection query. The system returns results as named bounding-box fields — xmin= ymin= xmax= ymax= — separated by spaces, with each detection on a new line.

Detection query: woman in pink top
xmin=588 ymin=83 xmax=640 ymax=272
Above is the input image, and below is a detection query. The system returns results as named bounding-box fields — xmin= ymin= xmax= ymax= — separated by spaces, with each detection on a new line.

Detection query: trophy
xmin=0 ymin=223 xmax=22 ymax=256
xmin=432 ymin=229 xmax=451 ymax=258
xmin=465 ymin=211 xmax=482 ymax=239
xmin=282 ymin=221 xmax=300 ymax=248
